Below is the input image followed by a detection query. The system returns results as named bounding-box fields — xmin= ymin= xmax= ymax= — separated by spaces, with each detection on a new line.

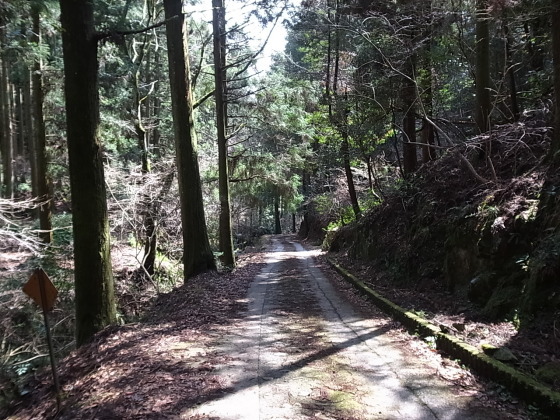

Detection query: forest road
xmin=187 ymin=235 xmax=498 ymax=420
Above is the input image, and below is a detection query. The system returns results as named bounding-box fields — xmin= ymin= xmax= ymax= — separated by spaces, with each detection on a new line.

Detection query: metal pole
xmin=38 ymin=270 xmax=61 ymax=412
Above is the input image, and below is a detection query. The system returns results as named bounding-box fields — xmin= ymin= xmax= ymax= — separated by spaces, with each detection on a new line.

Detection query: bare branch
xmin=95 ymin=15 xmax=178 ymax=42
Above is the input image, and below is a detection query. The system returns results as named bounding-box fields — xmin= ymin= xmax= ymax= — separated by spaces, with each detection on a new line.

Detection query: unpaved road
xmin=188 ymin=236 xmax=515 ymax=420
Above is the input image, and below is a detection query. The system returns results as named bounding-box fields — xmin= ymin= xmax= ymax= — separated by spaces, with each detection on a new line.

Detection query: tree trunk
xmin=342 ymin=127 xmax=361 ymax=219
xmin=8 ymin=83 xmax=19 ymax=194
xmin=421 ymin=3 xmax=436 ymax=163
xmin=212 ymin=0 xmax=235 ymax=268
xmin=22 ymin=69 xmax=37 ymax=202
xmin=401 ymin=0 xmax=417 ymax=175
xmin=504 ymin=20 xmax=519 ymax=122
xmin=151 ymin=42 xmax=162 ymax=153
xmin=163 ymin=0 xmax=216 ymax=279
xmin=475 ymin=0 xmax=491 ymax=134
xmin=330 ymin=1 xmax=360 ymax=219
xmin=15 ymin=86 xmax=24 ymax=158
xmin=551 ymin=2 xmax=560 ymax=159
xmin=32 ymin=5 xmax=53 ymax=243
xmin=0 ymin=52 xmax=14 ymax=199
xmin=59 ymin=0 xmax=116 ymax=346
xmin=129 ymin=28 xmax=156 ymax=276
xmin=138 ymin=84 xmax=157 ymax=276
xmin=274 ymin=192 xmax=281 ymax=234
xmin=402 ymin=80 xmax=417 ymax=175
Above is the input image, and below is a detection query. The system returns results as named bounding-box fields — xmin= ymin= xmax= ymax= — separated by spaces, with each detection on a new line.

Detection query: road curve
xmin=188 ymin=236 xmax=505 ymax=419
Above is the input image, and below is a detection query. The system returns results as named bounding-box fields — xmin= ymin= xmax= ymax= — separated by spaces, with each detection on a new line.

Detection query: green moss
xmin=328 ymin=390 xmax=361 ymax=411
xmin=328 ymin=258 xmax=560 ymax=415
xmin=481 ymin=344 xmax=498 ymax=354
xmin=536 ymin=362 xmax=560 ymax=386
xmin=482 ymin=285 xmax=521 ymax=320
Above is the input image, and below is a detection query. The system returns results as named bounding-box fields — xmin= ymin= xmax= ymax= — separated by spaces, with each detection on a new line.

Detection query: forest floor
xmin=1 ymin=235 xmax=544 ymax=419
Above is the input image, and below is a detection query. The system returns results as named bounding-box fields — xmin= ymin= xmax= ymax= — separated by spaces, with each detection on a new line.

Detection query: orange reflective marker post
xmin=22 ymin=268 xmax=61 ymax=412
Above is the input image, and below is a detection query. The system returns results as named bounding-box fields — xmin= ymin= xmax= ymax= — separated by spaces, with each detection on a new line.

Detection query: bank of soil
xmin=322 ymin=121 xmax=560 ymax=394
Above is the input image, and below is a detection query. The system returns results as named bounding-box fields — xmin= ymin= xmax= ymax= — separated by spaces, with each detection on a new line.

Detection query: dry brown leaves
xmin=5 ymin=245 xmax=269 ymax=420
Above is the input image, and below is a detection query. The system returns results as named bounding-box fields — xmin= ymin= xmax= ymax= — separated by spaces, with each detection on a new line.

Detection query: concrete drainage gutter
xmin=327 ymin=258 xmax=560 ymax=416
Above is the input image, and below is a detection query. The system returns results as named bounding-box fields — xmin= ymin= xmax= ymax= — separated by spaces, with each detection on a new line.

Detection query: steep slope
xmin=327 ymin=119 xmax=560 ymax=390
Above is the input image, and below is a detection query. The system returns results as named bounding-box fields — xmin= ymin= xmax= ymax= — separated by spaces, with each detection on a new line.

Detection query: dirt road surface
xmin=188 ymin=236 xmax=512 ymax=419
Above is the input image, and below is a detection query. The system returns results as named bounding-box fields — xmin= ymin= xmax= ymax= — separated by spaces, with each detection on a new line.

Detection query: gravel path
xmin=188 ymin=236 xmax=514 ymax=419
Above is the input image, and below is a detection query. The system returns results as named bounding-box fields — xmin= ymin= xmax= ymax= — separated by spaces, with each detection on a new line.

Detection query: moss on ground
xmin=328 ymin=258 xmax=560 ymax=417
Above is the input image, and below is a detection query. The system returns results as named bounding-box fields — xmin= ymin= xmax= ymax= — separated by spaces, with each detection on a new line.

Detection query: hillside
xmin=318 ymin=118 xmax=560 ymax=393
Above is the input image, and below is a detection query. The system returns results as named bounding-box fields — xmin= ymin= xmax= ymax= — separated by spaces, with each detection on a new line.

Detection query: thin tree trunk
xmin=365 ymin=156 xmax=373 ymax=193
xmin=274 ymin=192 xmax=281 ymax=234
xmin=402 ymin=72 xmax=417 ymax=175
xmin=0 ymin=53 xmax=14 ymax=199
xmin=23 ymin=69 xmax=37 ymax=202
xmin=504 ymin=21 xmax=519 ymax=122
xmin=342 ymin=127 xmax=360 ymax=219
xmin=15 ymin=86 xmax=24 ymax=158
xmin=164 ymin=0 xmax=216 ymax=279
xmin=60 ymin=0 xmax=116 ymax=346
xmin=331 ymin=1 xmax=360 ymax=219
xmin=212 ymin=0 xmax=235 ymax=268
xmin=421 ymin=3 xmax=436 ymax=163
xmin=151 ymin=37 xmax=162 ymax=153
xmin=551 ymin=2 xmax=560 ymax=159
xmin=137 ymin=79 xmax=156 ymax=275
xmin=401 ymin=0 xmax=417 ymax=175
xmin=8 ymin=83 xmax=18 ymax=194
xmin=325 ymin=0 xmax=332 ymax=111
xmin=129 ymin=25 xmax=156 ymax=276
xmin=32 ymin=5 xmax=53 ymax=243
xmin=475 ymin=0 xmax=491 ymax=134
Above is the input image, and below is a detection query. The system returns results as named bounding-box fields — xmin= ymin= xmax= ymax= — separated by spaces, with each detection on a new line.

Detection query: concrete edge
xmin=327 ymin=258 xmax=560 ymax=416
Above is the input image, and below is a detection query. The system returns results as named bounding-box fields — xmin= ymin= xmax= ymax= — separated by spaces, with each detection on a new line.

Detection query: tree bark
xmin=8 ymin=82 xmax=18 ymax=194
xmin=475 ymin=0 xmax=491 ymax=134
xmin=0 ymin=51 xmax=14 ymax=199
xmin=504 ymin=20 xmax=519 ymax=122
xmin=128 ymin=25 xmax=156 ymax=276
xmin=421 ymin=1 xmax=436 ymax=163
xmin=274 ymin=192 xmax=281 ymax=234
xmin=212 ymin=0 xmax=235 ymax=268
xmin=15 ymin=86 xmax=24 ymax=159
xmin=150 ymin=40 xmax=162 ymax=152
xmin=59 ymin=0 xmax=116 ymax=346
xmin=401 ymin=0 xmax=417 ymax=175
xmin=402 ymin=70 xmax=417 ymax=175
xmin=342 ymin=126 xmax=361 ymax=219
xmin=32 ymin=5 xmax=53 ymax=243
xmin=330 ymin=1 xmax=361 ymax=219
xmin=22 ymin=69 xmax=37 ymax=202
xmin=163 ymin=0 xmax=216 ymax=279
xmin=551 ymin=1 xmax=560 ymax=159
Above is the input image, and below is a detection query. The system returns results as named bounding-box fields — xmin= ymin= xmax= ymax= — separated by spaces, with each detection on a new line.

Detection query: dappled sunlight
xmin=5 ymin=237 xmax=535 ymax=419
xmin=184 ymin=237 xmax=511 ymax=419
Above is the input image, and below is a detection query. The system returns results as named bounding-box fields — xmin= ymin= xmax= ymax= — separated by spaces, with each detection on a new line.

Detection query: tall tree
xmin=401 ymin=0 xmax=418 ymax=175
xmin=420 ymin=0 xmax=436 ymax=163
xmin=475 ymin=0 xmax=491 ymax=134
xmin=212 ymin=0 xmax=235 ymax=268
xmin=0 ymin=27 xmax=14 ymax=198
xmin=59 ymin=0 xmax=116 ymax=346
xmin=163 ymin=0 xmax=216 ymax=279
xmin=31 ymin=3 xmax=53 ymax=243
xmin=330 ymin=0 xmax=361 ymax=219
xmin=551 ymin=0 xmax=560 ymax=160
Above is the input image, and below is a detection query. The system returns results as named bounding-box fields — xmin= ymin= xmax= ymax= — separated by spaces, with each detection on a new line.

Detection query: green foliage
xmin=325 ymin=205 xmax=355 ymax=232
